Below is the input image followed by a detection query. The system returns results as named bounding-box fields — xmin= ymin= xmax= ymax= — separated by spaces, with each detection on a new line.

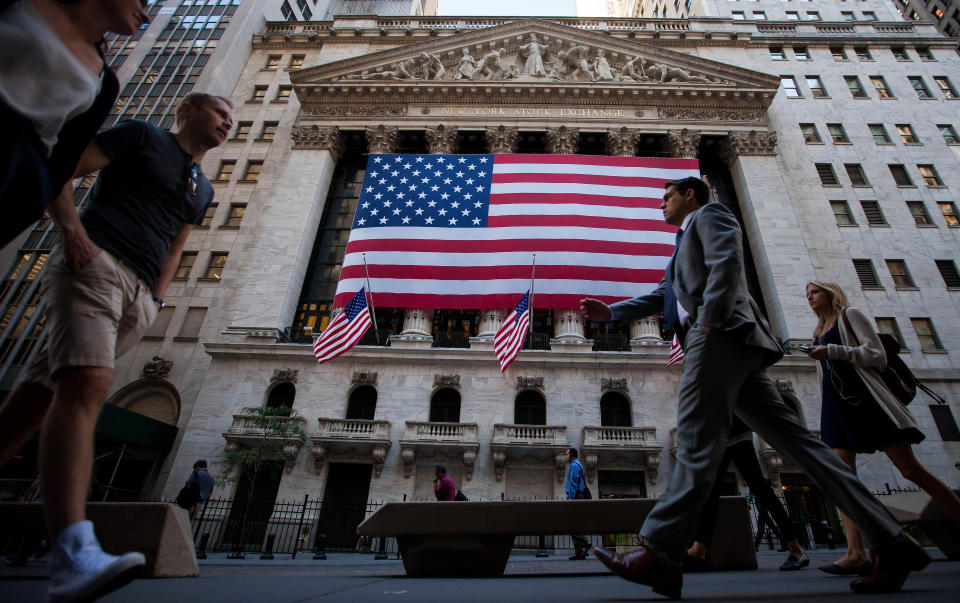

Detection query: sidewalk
xmin=3 ymin=549 xmax=958 ymax=601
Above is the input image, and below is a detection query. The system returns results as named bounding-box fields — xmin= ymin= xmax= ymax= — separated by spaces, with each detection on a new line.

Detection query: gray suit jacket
xmin=610 ymin=202 xmax=783 ymax=364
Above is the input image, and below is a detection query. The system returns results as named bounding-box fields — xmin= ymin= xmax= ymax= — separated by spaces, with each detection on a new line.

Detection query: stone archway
xmin=107 ymin=377 xmax=182 ymax=426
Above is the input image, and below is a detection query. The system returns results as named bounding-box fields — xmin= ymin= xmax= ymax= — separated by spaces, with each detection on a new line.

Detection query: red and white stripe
xmin=313 ymin=294 xmax=372 ymax=364
xmin=494 ymin=307 xmax=530 ymax=372
xmin=666 ymin=334 xmax=684 ymax=367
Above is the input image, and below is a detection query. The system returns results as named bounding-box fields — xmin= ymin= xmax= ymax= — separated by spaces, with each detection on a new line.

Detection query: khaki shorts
xmin=21 ymin=245 xmax=158 ymax=387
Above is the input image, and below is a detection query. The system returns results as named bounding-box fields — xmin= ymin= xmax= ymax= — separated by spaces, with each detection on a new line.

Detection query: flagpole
xmin=529 ymin=253 xmax=536 ymax=334
xmin=362 ymin=252 xmax=380 ymax=345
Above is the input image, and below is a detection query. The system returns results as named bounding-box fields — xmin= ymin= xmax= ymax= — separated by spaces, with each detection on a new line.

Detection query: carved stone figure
xmin=417 ymin=52 xmax=446 ymax=80
xmin=593 ymin=50 xmax=614 ymax=81
xmin=517 ymin=33 xmax=549 ymax=77
xmin=142 ymin=356 xmax=173 ymax=379
xmin=471 ymin=48 xmax=507 ymax=80
xmin=646 ymin=62 xmax=721 ymax=84
xmin=455 ymin=48 xmax=477 ymax=79
xmin=550 ymin=45 xmax=593 ymax=81
xmin=619 ymin=55 xmax=649 ymax=82
xmin=358 ymin=58 xmax=416 ymax=80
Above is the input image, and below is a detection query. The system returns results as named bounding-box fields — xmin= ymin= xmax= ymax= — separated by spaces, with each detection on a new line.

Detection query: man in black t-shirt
xmin=0 ymin=92 xmax=232 ymax=603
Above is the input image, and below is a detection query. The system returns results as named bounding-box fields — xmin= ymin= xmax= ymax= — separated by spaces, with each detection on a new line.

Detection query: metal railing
xmin=432 ymin=331 xmax=471 ymax=349
xmin=592 ymin=334 xmax=631 ymax=352
xmin=522 ymin=332 xmax=551 ymax=350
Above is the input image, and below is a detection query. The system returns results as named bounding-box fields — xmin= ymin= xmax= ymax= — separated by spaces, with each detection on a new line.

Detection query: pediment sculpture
xmin=341 ymin=33 xmax=731 ymax=86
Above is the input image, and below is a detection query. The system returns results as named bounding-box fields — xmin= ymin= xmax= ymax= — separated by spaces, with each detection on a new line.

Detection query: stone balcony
xmin=222 ymin=414 xmax=307 ymax=460
xmin=489 ymin=424 xmax=569 ymax=482
xmin=309 ymin=418 xmax=392 ymax=477
xmin=757 ymin=431 xmax=821 ymax=474
xmin=398 ymin=421 xmax=481 ymax=479
xmin=580 ymin=426 xmax=662 ymax=483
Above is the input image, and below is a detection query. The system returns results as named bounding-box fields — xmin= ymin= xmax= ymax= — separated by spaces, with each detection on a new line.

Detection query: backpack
xmin=175 ymin=481 xmax=201 ymax=510
xmin=454 ymin=489 xmax=468 ymax=501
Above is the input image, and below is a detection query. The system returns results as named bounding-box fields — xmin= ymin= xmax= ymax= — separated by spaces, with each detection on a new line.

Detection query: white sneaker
xmin=47 ymin=521 xmax=145 ymax=603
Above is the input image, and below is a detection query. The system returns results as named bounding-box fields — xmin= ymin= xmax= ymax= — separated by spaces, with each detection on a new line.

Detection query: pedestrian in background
xmin=184 ymin=459 xmax=214 ymax=518
xmin=433 ymin=465 xmax=456 ymax=501
xmin=565 ymin=447 xmax=591 ymax=560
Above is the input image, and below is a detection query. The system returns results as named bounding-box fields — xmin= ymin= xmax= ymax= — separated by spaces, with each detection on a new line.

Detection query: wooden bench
xmin=881 ymin=489 xmax=960 ymax=560
xmin=357 ymin=497 xmax=756 ymax=577
xmin=0 ymin=502 xmax=199 ymax=578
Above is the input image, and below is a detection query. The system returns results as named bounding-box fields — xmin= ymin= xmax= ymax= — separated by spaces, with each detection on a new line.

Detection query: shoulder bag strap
xmin=839 ymin=308 xmax=859 ymax=347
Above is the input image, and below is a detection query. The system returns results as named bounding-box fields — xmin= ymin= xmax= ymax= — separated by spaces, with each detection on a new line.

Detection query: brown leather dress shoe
xmin=591 ymin=546 xmax=683 ymax=599
xmin=849 ymin=534 xmax=931 ymax=594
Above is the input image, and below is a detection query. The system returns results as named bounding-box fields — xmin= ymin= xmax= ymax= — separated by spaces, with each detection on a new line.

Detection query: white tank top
xmin=0 ymin=0 xmax=102 ymax=155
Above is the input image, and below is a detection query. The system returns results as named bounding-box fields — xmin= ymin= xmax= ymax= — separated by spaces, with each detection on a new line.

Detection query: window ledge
xmin=236 ymin=179 xmax=259 ymax=184
xmin=245 ymin=100 xmax=265 ymax=104
xmin=229 ymin=138 xmax=247 ymax=143
xmin=197 ymin=277 xmax=222 ymax=283
xmin=916 ymin=224 xmax=938 ymax=228
xmin=821 ymin=184 xmax=842 ymax=188
xmin=260 ymin=68 xmax=279 ymax=72
xmin=838 ymin=223 xmax=860 ymax=227
xmin=894 ymin=287 xmax=920 ymax=291
xmin=947 ymin=142 xmax=960 ymax=146
xmin=254 ymin=138 xmax=275 ymax=142
xmin=920 ymin=349 xmax=948 ymax=354
xmin=904 ymin=143 xmax=924 ymax=146
xmin=896 ymin=184 xmax=917 ymax=189
xmin=172 ymin=277 xmax=189 ymax=282
xmin=805 ymin=142 xmax=825 ymax=145
xmin=834 ymin=142 xmax=853 ymax=145
xmin=219 ymin=225 xmax=241 ymax=230
xmin=875 ymin=143 xmax=894 ymax=146
xmin=270 ymin=100 xmax=290 ymax=104
xmin=868 ymin=224 xmax=890 ymax=228
xmin=947 ymin=286 xmax=960 ymax=291
xmin=878 ymin=97 xmax=896 ymax=100
xmin=212 ymin=180 xmax=230 ymax=185
xmin=141 ymin=336 xmax=165 ymax=341
xmin=861 ymin=287 xmax=885 ymax=291
xmin=173 ymin=336 xmax=200 ymax=342
xmin=926 ymin=185 xmax=948 ymax=189
xmin=852 ymin=185 xmax=873 ymax=188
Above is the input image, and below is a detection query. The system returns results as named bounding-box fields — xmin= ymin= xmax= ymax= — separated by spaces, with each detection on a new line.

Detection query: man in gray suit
xmin=580 ymin=177 xmax=928 ymax=599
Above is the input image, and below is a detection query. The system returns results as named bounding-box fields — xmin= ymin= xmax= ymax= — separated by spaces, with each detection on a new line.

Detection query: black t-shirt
xmin=82 ymin=120 xmax=212 ymax=289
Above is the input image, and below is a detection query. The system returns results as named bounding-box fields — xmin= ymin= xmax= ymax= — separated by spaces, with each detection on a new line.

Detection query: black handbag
xmin=574 ymin=487 xmax=592 ymax=500
xmin=454 ymin=489 xmax=468 ymax=501
xmin=839 ymin=310 xmax=918 ymax=405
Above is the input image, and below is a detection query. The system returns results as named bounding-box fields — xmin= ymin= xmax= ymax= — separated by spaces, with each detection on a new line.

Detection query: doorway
xmin=319 ymin=463 xmax=372 ymax=550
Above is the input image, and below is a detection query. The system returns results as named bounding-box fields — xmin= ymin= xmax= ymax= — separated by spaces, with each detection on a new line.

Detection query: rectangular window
xmin=841 ymin=10 xmax=855 ymax=20
xmin=906 ymin=201 xmax=932 ymax=225
xmin=215 ymin=160 xmax=235 ymax=181
xmin=910 ymin=318 xmax=944 ymax=351
xmin=886 ymin=259 xmax=915 ymax=288
xmin=889 ymin=164 xmax=913 ymax=186
xmin=828 ymin=123 xmax=849 ymax=143
xmin=830 ymin=200 xmax=856 ymax=225
xmin=870 ymin=76 xmax=892 ymax=98
xmin=830 ymin=46 xmax=848 ymax=60
xmin=732 ymin=11 xmax=745 ymax=19
xmin=785 ymin=10 xmax=799 ymax=20
xmin=223 ymin=203 xmax=246 ymax=228
xmin=930 ymin=406 xmax=960 ymax=442
xmin=241 ymin=160 xmax=263 ymax=182
xmin=933 ymin=76 xmax=958 ymax=98
xmin=806 ymin=11 xmax=820 ymax=20
xmin=861 ymin=10 xmax=876 ymax=20
xmin=869 ymin=123 xmax=892 ymax=144
xmin=909 ymin=76 xmax=933 ymax=99
xmin=800 ymin=123 xmax=822 ymax=143
xmin=280 ymin=0 xmax=294 ymax=21
xmin=234 ymin=121 xmax=252 ymax=140
xmin=936 ymin=259 xmax=960 ymax=288
xmin=769 ymin=45 xmax=785 ymax=60
xmin=806 ymin=75 xmax=827 ymax=97
xmin=938 ymin=201 xmax=959 ymax=226
xmin=918 ymin=164 xmax=943 ymax=186
xmin=876 ymin=317 xmax=906 ymax=349
xmin=289 ymin=54 xmax=305 ymax=69
xmin=853 ymin=259 xmax=882 ymax=289
xmin=916 ymin=47 xmax=934 ymax=61
xmin=174 ymin=252 xmax=196 ymax=280
xmin=781 ymin=76 xmax=801 ymax=98
xmin=265 ymin=54 xmax=281 ymax=70
xmin=845 ymin=76 xmax=867 ymax=98
xmin=753 ymin=11 xmax=766 ymax=19
xmin=176 ymin=307 xmax=207 ymax=341
xmin=938 ymin=124 xmax=959 ymax=144
xmin=250 ymin=85 xmax=267 ymax=102
xmin=274 ymin=85 xmax=292 ymax=102
xmin=199 ymin=203 xmax=217 ymax=228
xmin=259 ymin=121 xmax=278 ymax=140
xmin=891 ymin=46 xmax=909 ymax=61
xmin=143 ymin=306 xmax=175 ymax=340
xmin=794 ymin=46 xmax=809 ymax=60
xmin=854 ymin=46 xmax=872 ymax=60
xmin=816 ymin=163 xmax=839 ymax=186
xmin=896 ymin=124 xmax=920 ymax=144
xmin=845 ymin=163 xmax=869 ymax=186
xmin=203 ymin=253 xmax=228 ymax=279
xmin=860 ymin=200 xmax=886 ymax=225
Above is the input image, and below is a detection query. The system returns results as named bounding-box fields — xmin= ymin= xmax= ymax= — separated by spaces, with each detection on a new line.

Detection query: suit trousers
xmin=639 ymin=326 xmax=903 ymax=564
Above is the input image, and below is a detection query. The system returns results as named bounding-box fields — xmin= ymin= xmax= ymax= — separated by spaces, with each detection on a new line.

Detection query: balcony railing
xmin=522 ymin=332 xmax=551 ymax=350
xmin=432 ymin=331 xmax=471 ymax=349
xmin=315 ymin=418 xmax=391 ymax=440
xmin=226 ymin=414 xmax=306 ymax=436
xmin=582 ymin=426 xmax=656 ymax=447
xmin=358 ymin=328 xmax=393 ymax=346
xmin=402 ymin=421 xmax=479 ymax=442
xmin=491 ymin=424 xmax=567 ymax=445
xmin=592 ymin=334 xmax=631 ymax=352
xmin=278 ymin=327 xmax=392 ymax=346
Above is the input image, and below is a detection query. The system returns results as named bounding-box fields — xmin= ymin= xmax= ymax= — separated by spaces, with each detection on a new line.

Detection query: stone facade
xmin=87 ymin=8 xmax=959 ymax=509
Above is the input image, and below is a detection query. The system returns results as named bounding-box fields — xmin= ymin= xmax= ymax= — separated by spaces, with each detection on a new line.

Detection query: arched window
xmin=600 ymin=392 xmax=632 ymax=427
xmin=346 ymin=385 xmax=377 ymax=420
xmin=429 ymin=388 xmax=461 ymax=423
xmin=266 ymin=382 xmax=296 ymax=410
xmin=514 ymin=390 xmax=546 ymax=425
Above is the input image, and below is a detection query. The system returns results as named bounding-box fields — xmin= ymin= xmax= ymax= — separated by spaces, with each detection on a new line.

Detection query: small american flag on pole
xmin=313 ymin=288 xmax=372 ymax=364
xmin=494 ymin=291 xmax=531 ymax=372
xmin=666 ymin=334 xmax=684 ymax=367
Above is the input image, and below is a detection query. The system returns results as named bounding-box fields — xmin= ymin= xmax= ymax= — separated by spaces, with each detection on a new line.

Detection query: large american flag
xmin=313 ymin=288 xmax=372 ymax=364
xmin=334 ymin=154 xmax=700 ymax=309
xmin=494 ymin=291 xmax=531 ymax=372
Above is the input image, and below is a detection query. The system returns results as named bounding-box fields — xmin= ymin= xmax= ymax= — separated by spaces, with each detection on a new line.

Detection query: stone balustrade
xmin=582 ymin=426 xmax=657 ymax=447
xmin=491 ymin=424 xmax=568 ymax=445
xmin=581 ymin=426 xmax=662 ymax=483
xmin=310 ymin=418 xmax=393 ymax=477
xmin=490 ymin=424 xmax=569 ymax=483
xmin=403 ymin=421 xmax=479 ymax=442
xmin=222 ymin=414 xmax=307 ymax=460
xmin=399 ymin=422 xmax=481 ymax=480
xmin=316 ymin=418 xmax=392 ymax=439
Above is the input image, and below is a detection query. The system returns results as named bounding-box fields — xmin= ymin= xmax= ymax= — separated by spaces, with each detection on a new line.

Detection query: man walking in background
xmin=565 ymin=447 xmax=591 ymax=560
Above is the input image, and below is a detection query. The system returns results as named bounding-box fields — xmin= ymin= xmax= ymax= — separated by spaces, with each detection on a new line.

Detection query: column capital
xmin=662 ymin=128 xmax=702 ymax=159
xmin=545 ymin=126 xmax=579 ymax=154
xmin=425 ymin=124 xmax=458 ymax=154
xmin=720 ymin=130 xmax=778 ymax=162
xmin=485 ymin=126 xmax=519 ymax=154
xmin=291 ymin=125 xmax=343 ymax=160
xmin=605 ymin=127 xmax=641 ymax=157
xmin=365 ymin=125 xmax=400 ymax=154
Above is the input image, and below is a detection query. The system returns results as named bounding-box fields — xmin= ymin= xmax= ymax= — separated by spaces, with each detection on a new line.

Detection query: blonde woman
xmin=804 ymin=281 xmax=960 ymax=575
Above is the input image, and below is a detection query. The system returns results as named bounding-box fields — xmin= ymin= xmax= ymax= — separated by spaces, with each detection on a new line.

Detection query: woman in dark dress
xmin=805 ymin=281 xmax=960 ymax=575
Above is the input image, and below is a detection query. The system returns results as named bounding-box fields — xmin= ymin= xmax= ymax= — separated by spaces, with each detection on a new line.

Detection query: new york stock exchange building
xmin=49 ymin=12 xmax=960 ymax=551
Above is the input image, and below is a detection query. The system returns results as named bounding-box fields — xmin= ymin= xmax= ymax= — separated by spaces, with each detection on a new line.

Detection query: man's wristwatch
xmin=152 ymin=296 xmax=166 ymax=310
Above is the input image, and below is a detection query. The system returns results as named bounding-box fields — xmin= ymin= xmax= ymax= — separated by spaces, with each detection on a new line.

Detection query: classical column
xmin=629 ymin=318 xmax=662 ymax=342
xmin=476 ymin=309 xmax=505 ymax=338
xmin=544 ymin=126 xmax=586 ymax=343
xmin=485 ymin=125 xmax=518 ymax=154
xmin=720 ymin=130 xmax=816 ymax=342
xmin=224 ymin=125 xmax=343 ymax=337
xmin=662 ymin=128 xmax=702 ymax=160
xmin=365 ymin=124 xmax=399 ymax=154
xmin=425 ymin=124 xmax=458 ymax=154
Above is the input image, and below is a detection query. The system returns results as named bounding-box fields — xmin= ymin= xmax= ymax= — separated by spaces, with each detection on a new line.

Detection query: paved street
xmin=2 ymin=549 xmax=959 ymax=602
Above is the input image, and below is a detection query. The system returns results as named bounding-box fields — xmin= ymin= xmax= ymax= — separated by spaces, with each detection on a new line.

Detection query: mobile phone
xmin=796 ymin=344 xmax=813 ymax=353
